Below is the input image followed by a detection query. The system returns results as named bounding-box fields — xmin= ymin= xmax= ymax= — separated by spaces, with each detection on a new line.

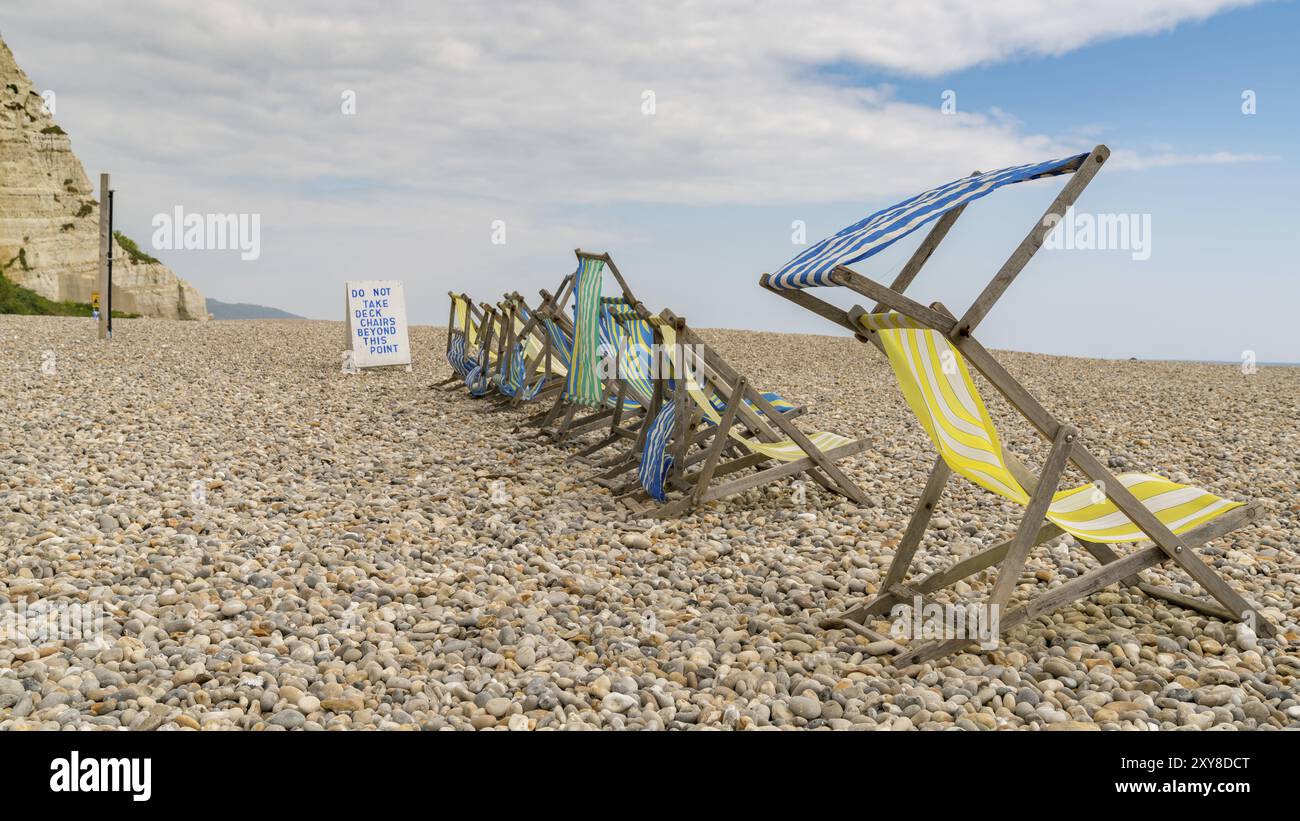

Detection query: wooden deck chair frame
xmin=480 ymin=293 xmax=564 ymax=409
xmin=760 ymin=144 xmax=1277 ymax=662
xmin=516 ymin=275 xmax=580 ymax=424
xmin=500 ymin=291 xmax=567 ymax=408
xmin=464 ymin=300 xmax=502 ymax=397
xmin=532 ymin=250 xmax=656 ymax=449
xmin=620 ymin=308 xmax=871 ymax=519
xmin=439 ymin=292 xmax=484 ymax=389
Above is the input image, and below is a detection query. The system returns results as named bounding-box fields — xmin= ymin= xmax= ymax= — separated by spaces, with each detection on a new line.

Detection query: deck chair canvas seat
xmin=759 ymin=143 xmax=1277 ymax=662
xmin=463 ymin=302 xmax=505 ymax=397
xmin=487 ymin=293 xmax=569 ymax=406
xmin=507 ymin=281 xmax=583 ymax=416
xmin=441 ymin=293 xmax=483 ymax=386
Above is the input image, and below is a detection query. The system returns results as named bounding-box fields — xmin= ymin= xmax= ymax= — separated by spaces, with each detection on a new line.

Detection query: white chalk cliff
xmin=0 ymin=38 xmax=209 ymax=319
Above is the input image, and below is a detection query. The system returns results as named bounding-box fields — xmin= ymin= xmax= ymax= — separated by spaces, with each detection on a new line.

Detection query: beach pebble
xmin=0 ymin=315 xmax=1293 ymax=733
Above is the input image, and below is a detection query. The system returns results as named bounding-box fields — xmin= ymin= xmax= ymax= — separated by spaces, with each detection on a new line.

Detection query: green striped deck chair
xmin=564 ymin=255 xmax=607 ymax=407
xmin=758 ymin=144 xmax=1276 ymax=661
xmin=536 ymin=251 xmax=658 ymax=448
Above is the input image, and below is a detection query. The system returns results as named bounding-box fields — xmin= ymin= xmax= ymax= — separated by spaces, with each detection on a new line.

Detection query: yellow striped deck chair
xmin=861 ymin=312 xmax=1243 ymax=543
xmin=662 ymin=323 xmax=854 ymax=463
xmin=444 ymin=294 xmax=469 ymax=377
xmin=632 ymin=313 xmax=869 ymax=518
xmin=756 ymin=144 xmax=1275 ymax=659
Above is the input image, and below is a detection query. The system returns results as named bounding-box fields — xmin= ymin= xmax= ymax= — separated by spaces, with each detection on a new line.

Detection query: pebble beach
xmin=2 ymin=314 xmax=1297 ymax=731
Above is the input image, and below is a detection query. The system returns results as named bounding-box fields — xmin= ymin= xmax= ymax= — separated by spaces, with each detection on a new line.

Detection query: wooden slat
xmin=691 ymin=378 xmax=746 ymax=505
xmin=954 ymin=145 xmax=1108 ymax=336
xmin=757 ymin=275 xmax=858 ymax=334
xmin=987 ymin=425 xmax=1075 ymax=610
xmin=831 ymin=266 xmax=957 ymax=334
xmin=872 ymin=457 xmax=950 ymax=611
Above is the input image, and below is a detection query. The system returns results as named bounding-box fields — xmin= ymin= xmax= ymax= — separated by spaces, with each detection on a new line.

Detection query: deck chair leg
xmin=826 ymin=457 xmax=950 ymax=627
xmin=1078 ymin=537 xmax=1243 ymax=623
xmin=895 ymin=543 xmax=1168 ymax=666
xmin=1074 ymin=538 xmax=1144 ymax=588
xmin=561 ymin=406 xmax=615 ymax=439
xmin=595 ymin=456 xmax=639 ymax=483
xmin=881 ymin=458 xmax=950 ymax=591
xmin=1133 ymin=583 xmax=1239 ymax=623
xmin=800 ymin=466 xmax=841 ymax=498
xmin=894 ymin=426 xmax=1075 ymax=662
xmin=553 ymin=403 xmax=580 ymax=438
xmin=533 ymin=390 xmax=567 ymax=429
xmin=986 ymin=426 xmax=1075 ymax=612
xmin=688 ymin=379 xmax=745 ymax=507
xmin=572 ymin=432 xmax=620 ymax=460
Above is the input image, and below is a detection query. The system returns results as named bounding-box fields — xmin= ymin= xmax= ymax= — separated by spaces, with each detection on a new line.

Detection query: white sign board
xmin=345 ymin=280 xmax=410 ymax=368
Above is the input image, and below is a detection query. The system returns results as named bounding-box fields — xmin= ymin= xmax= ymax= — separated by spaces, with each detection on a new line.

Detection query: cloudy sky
xmin=5 ymin=1 xmax=1296 ymax=360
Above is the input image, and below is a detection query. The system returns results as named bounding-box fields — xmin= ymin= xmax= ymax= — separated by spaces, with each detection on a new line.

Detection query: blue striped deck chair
xmin=442 ymin=293 xmax=482 ymax=384
xmin=756 ymin=144 xmax=1274 ymax=660
xmin=464 ymin=302 xmax=503 ymax=397
xmin=633 ymin=310 xmax=869 ymax=518
xmin=493 ymin=294 xmax=568 ymax=404
xmin=706 ymin=386 xmax=795 ymax=419
xmin=489 ymin=296 xmax=533 ymax=401
xmin=598 ymin=298 xmax=657 ymax=412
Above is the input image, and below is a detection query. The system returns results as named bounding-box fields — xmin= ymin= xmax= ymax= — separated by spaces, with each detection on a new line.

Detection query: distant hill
xmin=206 ymin=298 xmax=304 ymax=320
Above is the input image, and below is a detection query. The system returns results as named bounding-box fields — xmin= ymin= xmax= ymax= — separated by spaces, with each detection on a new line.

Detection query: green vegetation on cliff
xmin=0 ymin=272 xmax=138 ymax=317
xmin=114 ymin=231 xmax=160 ymax=264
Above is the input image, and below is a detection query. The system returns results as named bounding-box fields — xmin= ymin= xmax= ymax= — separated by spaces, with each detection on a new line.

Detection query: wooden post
xmin=97 ymin=172 xmax=110 ymax=340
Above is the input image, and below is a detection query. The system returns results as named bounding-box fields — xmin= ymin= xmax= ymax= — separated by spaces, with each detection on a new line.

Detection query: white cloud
xmin=3 ymin=0 xmax=1264 ymax=208
xmin=1108 ymin=149 xmax=1275 ymax=170
xmin=0 ymin=0 xmax=1269 ymax=325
